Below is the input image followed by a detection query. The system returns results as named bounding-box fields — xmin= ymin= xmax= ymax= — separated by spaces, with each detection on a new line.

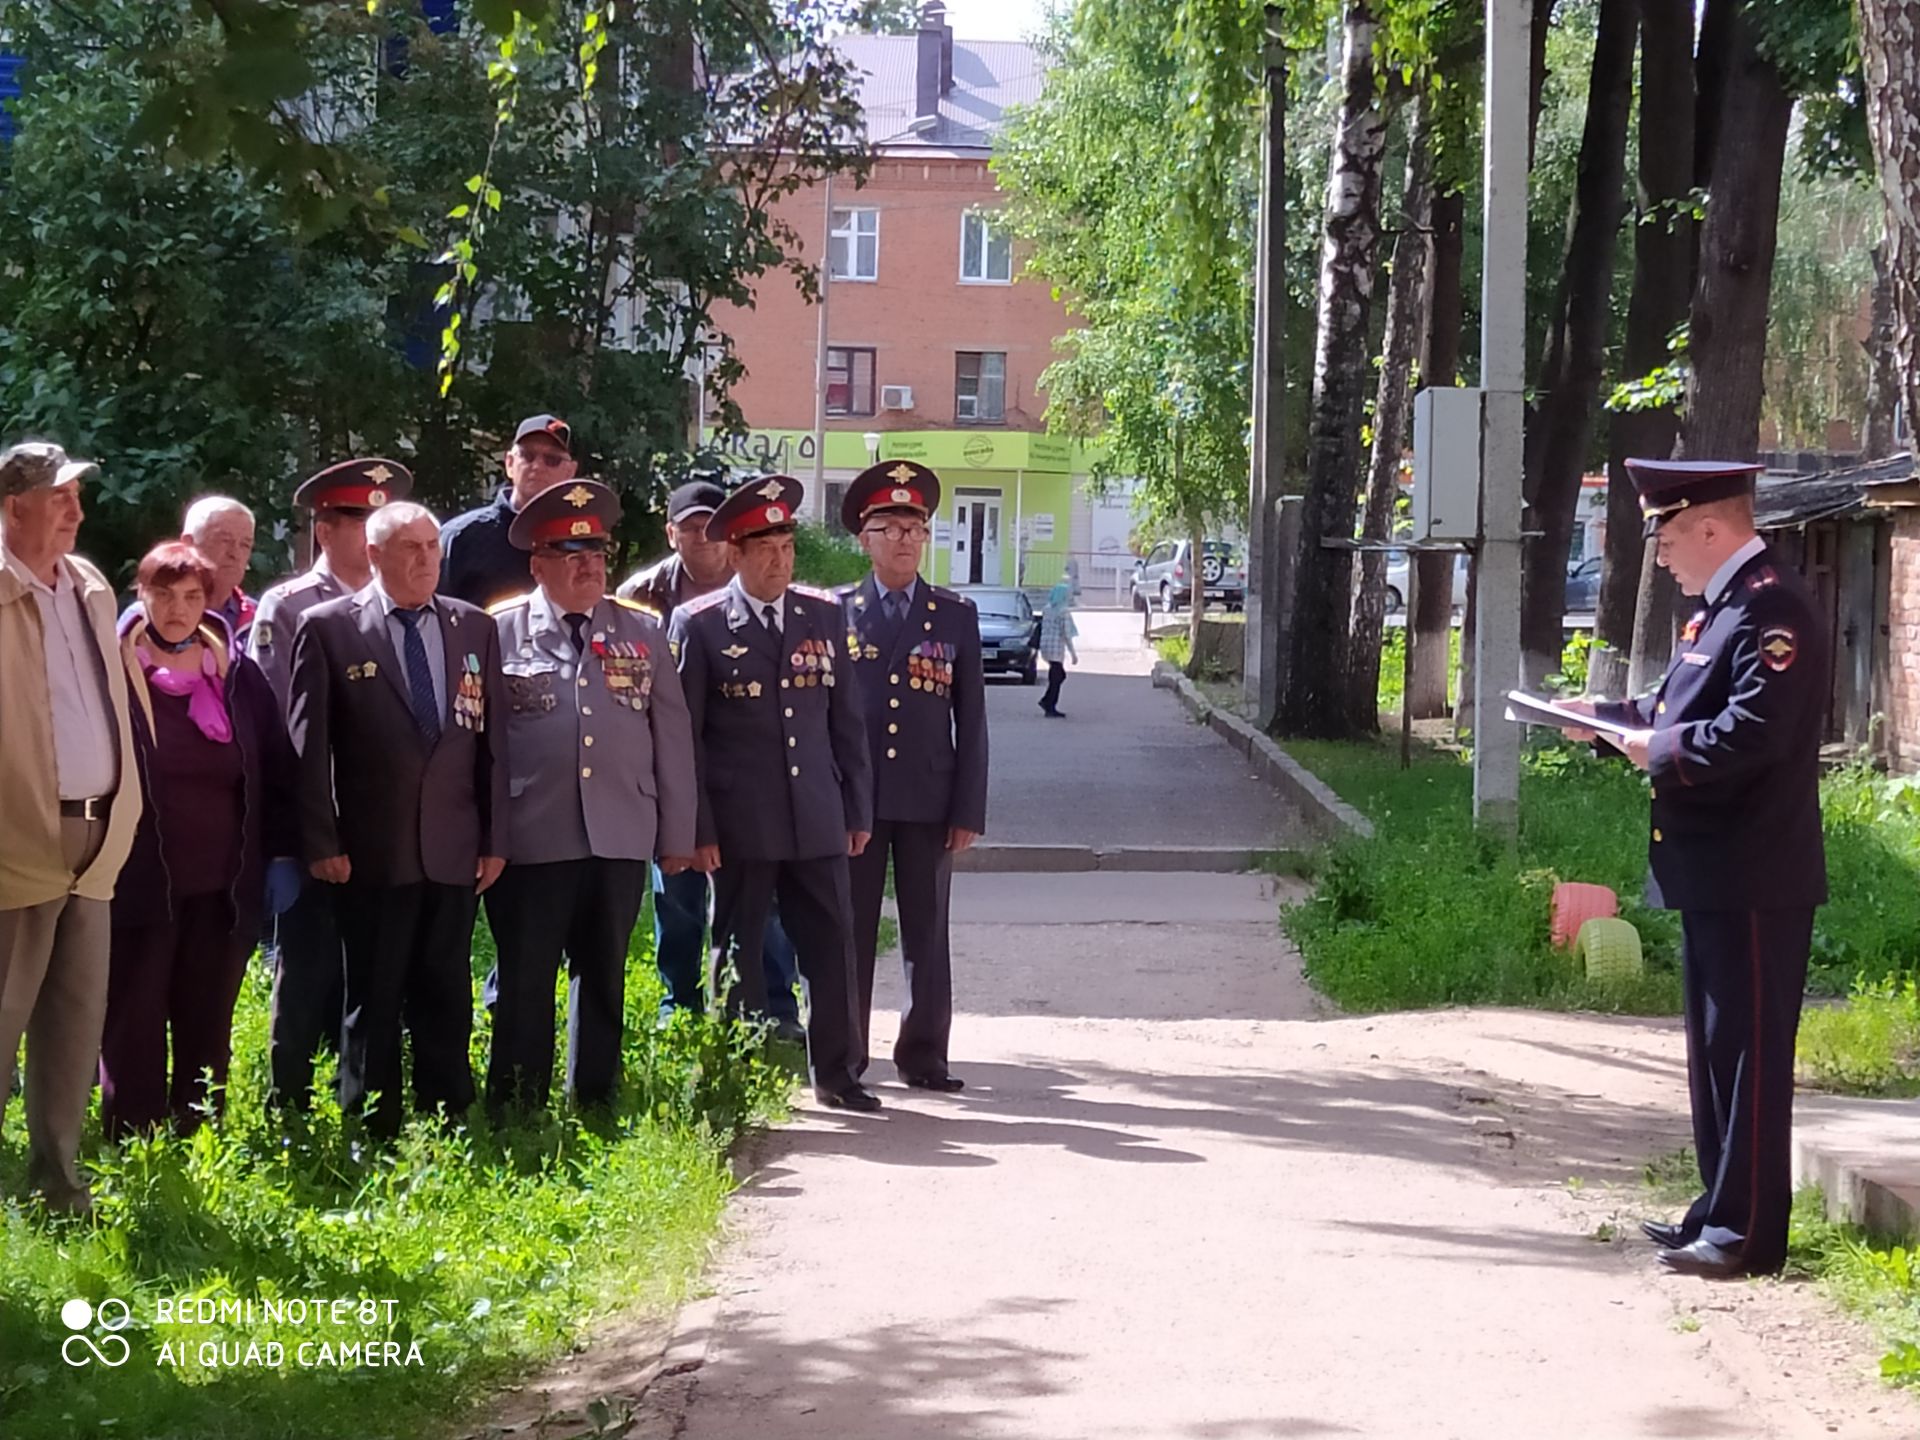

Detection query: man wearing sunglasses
xmin=440 ymin=413 xmax=580 ymax=609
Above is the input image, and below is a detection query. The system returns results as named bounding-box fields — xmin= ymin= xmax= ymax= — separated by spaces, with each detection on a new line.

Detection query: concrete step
xmin=954 ymin=842 xmax=1302 ymax=875
xmin=1793 ymin=1093 xmax=1920 ymax=1240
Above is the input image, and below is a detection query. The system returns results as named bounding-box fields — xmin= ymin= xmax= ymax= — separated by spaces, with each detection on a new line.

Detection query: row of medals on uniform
xmin=343 ymin=654 xmax=490 ymax=730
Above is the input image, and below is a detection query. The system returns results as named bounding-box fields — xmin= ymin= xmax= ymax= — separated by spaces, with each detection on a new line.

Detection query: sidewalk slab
xmin=1793 ymin=1093 xmax=1920 ymax=1239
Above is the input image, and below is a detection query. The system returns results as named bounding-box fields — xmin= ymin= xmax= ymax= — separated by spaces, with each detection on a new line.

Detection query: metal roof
xmin=833 ymin=34 xmax=1047 ymax=154
xmin=1753 ymin=452 xmax=1915 ymax=528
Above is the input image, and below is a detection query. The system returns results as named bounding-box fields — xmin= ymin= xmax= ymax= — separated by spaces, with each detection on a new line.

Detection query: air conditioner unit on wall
xmin=881 ymin=385 xmax=915 ymax=411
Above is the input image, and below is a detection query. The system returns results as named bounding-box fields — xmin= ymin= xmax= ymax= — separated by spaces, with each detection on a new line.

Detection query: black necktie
xmin=762 ymin=603 xmax=778 ymax=635
xmin=392 ymin=607 xmax=441 ymax=743
xmin=564 ymin=612 xmax=589 ymax=654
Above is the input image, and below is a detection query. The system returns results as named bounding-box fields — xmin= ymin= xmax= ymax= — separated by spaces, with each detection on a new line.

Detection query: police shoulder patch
xmin=1759 ymin=625 xmax=1797 ymax=672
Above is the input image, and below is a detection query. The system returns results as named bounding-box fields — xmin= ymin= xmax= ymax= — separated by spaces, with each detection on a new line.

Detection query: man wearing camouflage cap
xmin=0 ymin=441 xmax=141 ymax=1211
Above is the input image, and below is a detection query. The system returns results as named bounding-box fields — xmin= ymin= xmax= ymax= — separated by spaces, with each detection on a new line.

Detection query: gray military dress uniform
xmin=248 ymin=557 xmax=353 ymax=1112
xmin=485 ymin=587 xmax=697 ymax=1108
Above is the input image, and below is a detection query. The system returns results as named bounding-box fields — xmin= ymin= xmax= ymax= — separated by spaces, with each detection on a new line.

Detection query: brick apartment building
xmin=709 ymin=3 xmax=1097 ymax=591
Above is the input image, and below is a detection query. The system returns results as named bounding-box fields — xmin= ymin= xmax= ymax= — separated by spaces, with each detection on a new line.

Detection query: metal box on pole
xmin=1410 ymin=387 xmax=1483 ymax=543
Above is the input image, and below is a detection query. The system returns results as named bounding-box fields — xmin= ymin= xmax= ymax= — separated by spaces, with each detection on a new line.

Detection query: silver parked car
xmin=1130 ymin=539 xmax=1245 ymax=612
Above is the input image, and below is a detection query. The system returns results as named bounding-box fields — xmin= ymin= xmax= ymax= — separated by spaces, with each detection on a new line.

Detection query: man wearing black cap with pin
xmin=838 ymin=460 xmax=987 ymax=1092
xmin=617 ymin=478 xmax=735 ymax=616
xmin=439 ymin=413 xmax=578 ymax=609
xmin=1557 ymin=457 xmax=1826 ymax=1279
xmin=250 ymin=458 xmax=413 ymax=1112
xmin=485 ymin=480 xmax=696 ymax=1112
xmin=665 ymin=474 xmax=878 ymax=1111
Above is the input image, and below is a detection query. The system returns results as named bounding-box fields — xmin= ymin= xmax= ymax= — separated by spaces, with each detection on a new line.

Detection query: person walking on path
xmin=1562 ymin=457 xmax=1827 ymax=1279
xmin=0 ymin=441 xmax=141 ymax=1212
xmin=1036 ymin=579 xmax=1077 ymax=718
xmin=102 ymin=541 xmax=298 ymax=1140
xmin=838 ymin=460 xmax=986 ymax=1091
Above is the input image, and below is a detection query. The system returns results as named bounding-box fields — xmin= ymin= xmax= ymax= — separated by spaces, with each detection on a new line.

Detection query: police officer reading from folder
xmin=1556 ymin=457 xmax=1826 ymax=1280
xmin=666 ymin=474 xmax=879 ymax=1112
xmin=486 ymin=481 xmax=697 ymax=1113
xmin=839 ymin=461 xmax=987 ymax=1092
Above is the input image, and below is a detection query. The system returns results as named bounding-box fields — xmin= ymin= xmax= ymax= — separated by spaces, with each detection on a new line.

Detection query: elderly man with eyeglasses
xmin=836 ymin=461 xmax=987 ymax=1094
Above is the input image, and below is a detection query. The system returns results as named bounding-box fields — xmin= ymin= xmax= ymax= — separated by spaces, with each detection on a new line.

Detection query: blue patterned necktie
xmin=883 ymin=589 xmax=908 ymax=625
xmin=392 ymin=607 xmax=441 ymax=744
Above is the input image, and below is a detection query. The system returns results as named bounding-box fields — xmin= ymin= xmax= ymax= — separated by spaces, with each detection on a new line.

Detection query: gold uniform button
xmin=785 ymin=707 xmax=794 ymax=718
xmin=889 ymin=698 xmax=900 ymax=709
xmin=582 ymin=706 xmax=592 ymax=716
xmin=890 ymin=673 xmax=900 ymax=685
xmin=781 ymin=678 xmax=790 ymax=689
xmin=788 ymin=736 xmax=797 ymax=748
xmin=1657 ymin=701 xmax=1667 ymax=715
xmin=581 ymin=766 xmax=592 ymax=779
xmin=1652 ymin=828 xmax=1663 ymax=842
xmin=584 ymin=735 xmax=595 ymax=747
xmin=579 ymin=676 xmax=589 ymax=687
xmin=790 ymin=765 xmax=800 ymax=776
xmin=887 ymin=747 xmax=897 ymax=759
xmin=888 ymin=723 xmax=898 ymax=734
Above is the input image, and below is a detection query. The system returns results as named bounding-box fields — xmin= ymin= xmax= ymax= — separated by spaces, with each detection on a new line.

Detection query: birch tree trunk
xmin=1857 ymin=0 xmax=1920 ymax=442
xmin=1278 ymin=0 xmax=1389 ymax=737
xmin=1349 ymin=97 xmax=1435 ymax=732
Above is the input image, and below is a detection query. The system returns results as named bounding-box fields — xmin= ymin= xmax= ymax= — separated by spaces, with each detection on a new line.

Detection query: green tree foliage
xmin=991 ymin=1 xmax=1260 ymax=540
xmin=0 ymin=0 xmax=868 ymax=583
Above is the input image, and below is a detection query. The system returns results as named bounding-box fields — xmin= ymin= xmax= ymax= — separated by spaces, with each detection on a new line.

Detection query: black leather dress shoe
xmin=1642 ymin=1220 xmax=1688 ymax=1249
xmin=815 ymin=1085 xmax=882 ymax=1113
xmin=1658 ymin=1238 xmax=1745 ymax=1278
xmin=902 ymin=1072 xmax=965 ymax=1093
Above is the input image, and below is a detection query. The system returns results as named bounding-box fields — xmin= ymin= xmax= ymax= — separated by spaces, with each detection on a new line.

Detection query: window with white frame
xmin=955 ymin=351 xmax=1007 ymax=424
xmin=960 ymin=211 xmax=1013 ymax=283
xmin=829 ymin=207 xmax=879 ymax=281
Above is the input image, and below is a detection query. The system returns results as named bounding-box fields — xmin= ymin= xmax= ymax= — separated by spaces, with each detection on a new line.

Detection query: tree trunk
xmin=1597 ymin=0 xmax=1697 ymax=699
xmin=1681 ymin=13 xmax=1793 ymax=460
xmin=1278 ymin=0 xmax=1389 ymax=737
xmin=1350 ymin=98 xmax=1435 ymax=733
xmin=1519 ymin=0 xmax=1636 ymax=685
xmin=1858 ymin=0 xmax=1920 ymax=445
xmin=1408 ymin=186 xmax=1465 ymax=718
xmin=1863 ymin=243 xmax=1902 ymax=461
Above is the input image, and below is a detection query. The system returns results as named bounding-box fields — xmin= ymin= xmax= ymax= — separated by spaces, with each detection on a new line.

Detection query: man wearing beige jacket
xmin=0 ymin=441 xmax=140 ymax=1213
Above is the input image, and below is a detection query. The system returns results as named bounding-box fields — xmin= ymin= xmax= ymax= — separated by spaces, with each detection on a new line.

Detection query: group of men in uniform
xmin=250 ymin=409 xmax=988 ymax=1127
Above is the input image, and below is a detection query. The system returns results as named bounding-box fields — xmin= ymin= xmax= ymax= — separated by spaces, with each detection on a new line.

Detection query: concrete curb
xmin=1792 ymin=1096 xmax=1920 ymax=1241
xmin=954 ymin=843 xmax=1289 ymax=874
xmin=1149 ymin=661 xmax=1374 ymax=842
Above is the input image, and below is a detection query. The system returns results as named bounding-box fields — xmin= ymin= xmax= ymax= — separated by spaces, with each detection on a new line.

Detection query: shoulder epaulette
xmin=612 ymin=594 xmax=662 ymax=618
xmin=487 ymin=594 xmax=533 ymax=616
xmin=929 ymin=584 xmax=969 ymax=605
xmin=276 ymin=570 xmax=329 ymax=598
xmin=791 ymin=583 xmax=836 ymax=602
xmin=680 ymin=588 xmax=732 ymax=615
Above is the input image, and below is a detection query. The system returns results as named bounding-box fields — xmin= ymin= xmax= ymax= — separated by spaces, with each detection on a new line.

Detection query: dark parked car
xmin=1130 ymin=539 xmax=1245 ymax=612
xmin=962 ymin=586 xmax=1039 ymax=684
xmin=1563 ymin=555 xmax=1602 ymax=613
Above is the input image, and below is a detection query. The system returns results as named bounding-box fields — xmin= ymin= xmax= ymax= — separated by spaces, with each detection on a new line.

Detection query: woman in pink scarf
xmin=101 ymin=541 xmax=297 ymax=1139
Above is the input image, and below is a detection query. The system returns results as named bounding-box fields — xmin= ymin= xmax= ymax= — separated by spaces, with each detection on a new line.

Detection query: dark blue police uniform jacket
xmin=439 ymin=491 xmax=534 ymax=609
xmin=1594 ymin=546 xmax=1827 ymax=911
xmin=839 ymin=575 xmax=988 ymax=833
xmin=670 ymin=583 xmax=874 ymax=863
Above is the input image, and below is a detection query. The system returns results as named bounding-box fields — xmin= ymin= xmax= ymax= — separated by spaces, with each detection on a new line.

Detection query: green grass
xmin=1281 ymin=735 xmax=1684 ymax=1014
xmin=0 ymin=910 xmax=793 ymax=1440
xmin=1799 ymin=980 xmax=1920 ymax=1096
xmin=1789 ymin=1189 xmax=1920 ymax=1386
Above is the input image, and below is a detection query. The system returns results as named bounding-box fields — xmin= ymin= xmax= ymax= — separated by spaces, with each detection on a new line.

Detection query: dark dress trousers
xmin=288 ymin=587 xmax=510 ymax=1137
xmin=1594 ymin=544 xmax=1826 ymax=1273
xmin=249 ymin=559 xmax=353 ymax=1111
xmin=669 ymin=581 xmax=873 ymax=1096
xmin=839 ymin=575 xmax=988 ymax=1079
xmin=485 ymin=589 xmax=697 ymax=1110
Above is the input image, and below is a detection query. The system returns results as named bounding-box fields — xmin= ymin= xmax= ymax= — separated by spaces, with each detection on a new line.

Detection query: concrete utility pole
xmin=1244 ymin=4 xmax=1288 ymax=730
xmin=1471 ymin=0 xmax=1530 ymax=834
